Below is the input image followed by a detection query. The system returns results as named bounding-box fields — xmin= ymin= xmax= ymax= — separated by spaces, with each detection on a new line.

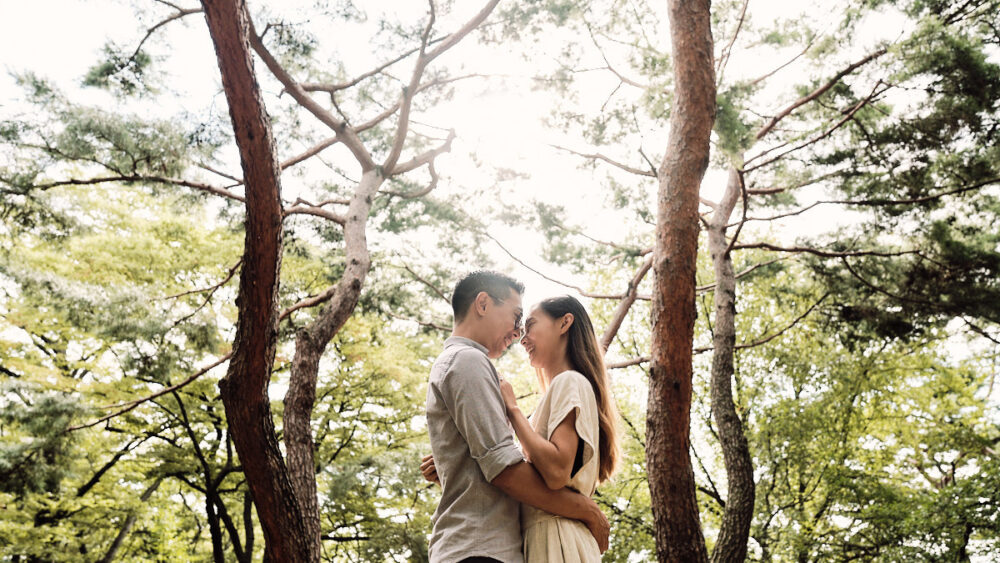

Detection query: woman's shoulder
xmin=551 ymin=370 xmax=595 ymax=398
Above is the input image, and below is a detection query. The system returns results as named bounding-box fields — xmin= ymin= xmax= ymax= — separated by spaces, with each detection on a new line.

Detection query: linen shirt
xmin=426 ymin=336 xmax=525 ymax=563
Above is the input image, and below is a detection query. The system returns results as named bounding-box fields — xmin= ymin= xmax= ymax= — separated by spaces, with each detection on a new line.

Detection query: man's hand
xmin=420 ymin=454 xmax=439 ymax=485
xmin=582 ymin=497 xmax=610 ymax=553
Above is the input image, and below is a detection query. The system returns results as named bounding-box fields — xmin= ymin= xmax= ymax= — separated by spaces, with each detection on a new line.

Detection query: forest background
xmin=1 ymin=0 xmax=998 ymax=561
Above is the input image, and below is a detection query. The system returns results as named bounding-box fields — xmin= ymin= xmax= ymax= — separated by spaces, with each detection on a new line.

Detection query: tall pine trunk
xmin=647 ymin=0 xmax=716 ymax=561
xmin=708 ymin=167 xmax=755 ymax=562
xmin=200 ymin=0 xmax=312 ymax=560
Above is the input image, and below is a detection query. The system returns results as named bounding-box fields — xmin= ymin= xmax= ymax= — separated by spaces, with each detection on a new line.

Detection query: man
xmin=424 ymin=270 xmax=609 ymax=563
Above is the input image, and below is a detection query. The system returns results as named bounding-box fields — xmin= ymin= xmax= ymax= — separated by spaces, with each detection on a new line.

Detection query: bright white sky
xmin=0 ymin=0 xmax=919 ymax=322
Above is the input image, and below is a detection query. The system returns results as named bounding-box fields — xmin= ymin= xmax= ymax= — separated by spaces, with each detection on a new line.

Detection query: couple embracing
xmin=422 ymin=270 xmax=620 ymax=563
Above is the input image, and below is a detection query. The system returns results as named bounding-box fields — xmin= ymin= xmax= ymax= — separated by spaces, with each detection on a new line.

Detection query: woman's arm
xmin=500 ymin=379 xmax=579 ymax=490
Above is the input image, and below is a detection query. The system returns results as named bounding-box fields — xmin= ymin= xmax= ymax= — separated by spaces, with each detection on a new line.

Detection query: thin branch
xmin=733 ymin=293 xmax=829 ymax=350
xmin=399 ymin=263 xmax=450 ymax=303
xmin=732 ymin=242 xmax=918 ymax=258
xmin=161 ymin=259 xmax=242 ymax=300
xmin=550 ymin=144 xmax=656 ymax=177
xmin=747 ymin=81 xmax=888 ymax=172
xmin=278 ymin=288 xmax=337 ymax=322
xmin=131 ymin=6 xmax=202 ymax=61
xmin=16 ymin=175 xmax=244 ymax=202
xmin=385 ymin=310 xmax=451 ymax=332
xmin=740 ymin=174 xmax=1000 ymax=223
xmin=298 ymin=36 xmax=447 ymax=93
xmin=716 ymin=0 xmax=750 ymax=86
xmin=744 ymin=169 xmax=845 ymax=196
xmin=600 ymin=255 xmax=654 ymax=351
xmin=247 ymin=18 xmax=376 ymax=171
xmin=66 ymin=352 xmax=233 ymax=432
xmin=386 ymin=130 xmax=455 ymax=176
xmin=696 ymin=256 xmax=791 ymax=292
xmin=748 ymin=33 xmax=819 ymax=87
xmin=283 ymin=204 xmax=347 ymax=225
xmin=383 ymin=0 xmax=501 ymax=172
xmin=723 ymin=168 xmax=749 ymax=257
xmin=754 ymin=47 xmax=887 ymax=140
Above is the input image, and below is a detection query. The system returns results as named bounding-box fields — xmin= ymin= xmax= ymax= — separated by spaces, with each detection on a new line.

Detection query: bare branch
xmin=744 ymin=169 xmax=845 ymax=196
xmin=600 ymin=255 xmax=654 ymax=351
xmin=278 ymin=288 xmax=338 ymax=322
xmin=386 ymin=130 xmax=455 ymax=176
xmin=733 ymin=293 xmax=830 ymax=350
xmin=733 ymin=242 xmax=919 ymax=258
xmin=754 ymin=47 xmax=887 ymax=140
xmin=550 ymin=144 xmax=656 ymax=177
xmin=748 ymin=33 xmax=819 ymax=87
xmin=608 ymin=293 xmax=829 ymax=368
xmin=298 ymin=35 xmax=447 ymax=93
xmin=696 ymin=256 xmax=791 ymax=292
xmin=282 ymin=204 xmax=347 ymax=225
xmin=399 ymin=263 xmax=450 ymax=303
xmin=746 ymin=81 xmax=888 ymax=173
xmin=16 ymin=175 xmax=244 ymax=202
xmin=280 ymin=136 xmax=339 ymax=170
xmin=132 ymin=6 xmax=203 ymax=61
xmin=715 ymin=0 xmax=749 ymax=86
xmin=738 ymin=175 xmax=1000 ymax=223
xmin=385 ymin=310 xmax=452 ymax=332
xmin=66 ymin=352 xmax=233 ymax=432
xmin=247 ymin=18 xmax=376 ymax=171
xmin=585 ymin=19 xmax=648 ymax=89
xmin=161 ymin=259 xmax=242 ymax=300
xmin=383 ymin=0 xmax=500 ymax=172
xmin=723 ymin=168 xmax=749 ymax=257
xmin=606 ymin=356 xmax=650 ymax=369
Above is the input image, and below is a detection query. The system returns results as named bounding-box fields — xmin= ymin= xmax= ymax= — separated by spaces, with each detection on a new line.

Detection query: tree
xmin=646 ymin=0 xmax=716 ymax=560
xmin=3 ymin=0 xmax=503 ymax=559
xmin=199 ymin=0 xmax=307 ymax=559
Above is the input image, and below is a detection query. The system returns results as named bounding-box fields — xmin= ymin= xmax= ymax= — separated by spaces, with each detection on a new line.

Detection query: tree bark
xmin=200 ymin=0 xmax=311 ymax=561
xmin=647 ymin=0 xmax=716 ymax=561
xmin=283 ymin=170 xmax=382 ymax=556
xmin=708 ymin=167 xmax=755 ymax=563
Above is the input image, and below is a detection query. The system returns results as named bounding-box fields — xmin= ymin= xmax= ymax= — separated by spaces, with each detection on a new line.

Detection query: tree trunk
xmin=200 ymin=0 xmax=312 ymax=561
xmin=283 ymin=170 xmax=382 ymax=555
xmin=708 ymin=167 xmax=755 ymax=563
xmin=647 ymin=0 xmax=716 ymax=561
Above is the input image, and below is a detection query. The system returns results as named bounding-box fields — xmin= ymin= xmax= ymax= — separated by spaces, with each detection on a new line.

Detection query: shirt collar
xmin=444 ymin=335 xmax=489 ymax=356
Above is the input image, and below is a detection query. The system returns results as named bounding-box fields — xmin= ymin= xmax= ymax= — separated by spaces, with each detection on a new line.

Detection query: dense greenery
xmin=2 ymin=0 xmax=998 ymax=561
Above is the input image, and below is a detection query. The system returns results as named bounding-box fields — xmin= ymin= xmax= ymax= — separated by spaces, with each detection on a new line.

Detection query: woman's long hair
xmin=537 ymin=295 xmax=621 ymax=483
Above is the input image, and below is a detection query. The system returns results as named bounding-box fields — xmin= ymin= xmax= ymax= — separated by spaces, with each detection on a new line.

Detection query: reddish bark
xmin=200 ymin=0 xmax=311 ymax=560
xmin=646 ymin=0 xmax=716 ymax=561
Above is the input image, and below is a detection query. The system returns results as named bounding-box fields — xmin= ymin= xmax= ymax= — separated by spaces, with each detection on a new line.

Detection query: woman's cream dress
xmin=521 ymin=370 xmax=601 ymax=563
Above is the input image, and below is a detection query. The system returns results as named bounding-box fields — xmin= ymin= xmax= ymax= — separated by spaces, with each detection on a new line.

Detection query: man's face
xmin=483 ymin=288 xmax=523 ymax=359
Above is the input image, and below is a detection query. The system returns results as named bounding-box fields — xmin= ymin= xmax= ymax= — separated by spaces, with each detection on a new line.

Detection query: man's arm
xmin=492 ymin=461 xmax=610 ymax=552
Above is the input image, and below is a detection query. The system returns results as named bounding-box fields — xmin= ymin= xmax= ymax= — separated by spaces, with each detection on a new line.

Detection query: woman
xmin=499 ymin=295 xmax=621 ymax=562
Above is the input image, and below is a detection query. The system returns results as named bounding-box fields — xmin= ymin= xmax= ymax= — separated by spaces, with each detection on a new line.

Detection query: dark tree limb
xmin=200 ymin=0 xmax=311 ymax=561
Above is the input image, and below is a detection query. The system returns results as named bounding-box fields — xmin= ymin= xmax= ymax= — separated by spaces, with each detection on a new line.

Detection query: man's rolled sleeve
xmin=439 ymin=350 xmax=524 ymax=482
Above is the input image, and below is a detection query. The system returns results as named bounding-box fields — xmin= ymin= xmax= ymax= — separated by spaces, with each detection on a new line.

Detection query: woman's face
xmin=520 ymin=305 xmax=567 ymax=370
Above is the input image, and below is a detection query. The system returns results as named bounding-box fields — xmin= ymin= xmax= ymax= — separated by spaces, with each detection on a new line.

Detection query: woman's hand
xmin=498 ymin=376 xmax=518 ymax=416
xmin=420 ymin=454 xmax=439 ymax=485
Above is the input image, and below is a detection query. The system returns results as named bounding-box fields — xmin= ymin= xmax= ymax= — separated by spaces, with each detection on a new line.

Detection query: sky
xmin=0 ymin=0 xmax=942 ymax=336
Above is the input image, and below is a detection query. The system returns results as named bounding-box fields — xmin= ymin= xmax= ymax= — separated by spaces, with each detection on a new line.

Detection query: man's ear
xmin=474 ymin=291 xmax=491 ymax=317
xmin=559 ymin=313 xmax=574 ymax=335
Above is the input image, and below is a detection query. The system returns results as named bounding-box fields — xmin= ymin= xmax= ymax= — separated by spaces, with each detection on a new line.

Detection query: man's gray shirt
xmin=426 ymin=336 xmax=525 ymax=563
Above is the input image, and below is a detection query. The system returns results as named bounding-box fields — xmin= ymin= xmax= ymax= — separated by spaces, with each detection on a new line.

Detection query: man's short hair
xmin=452 ymin=270 xmax=525 ymax=323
